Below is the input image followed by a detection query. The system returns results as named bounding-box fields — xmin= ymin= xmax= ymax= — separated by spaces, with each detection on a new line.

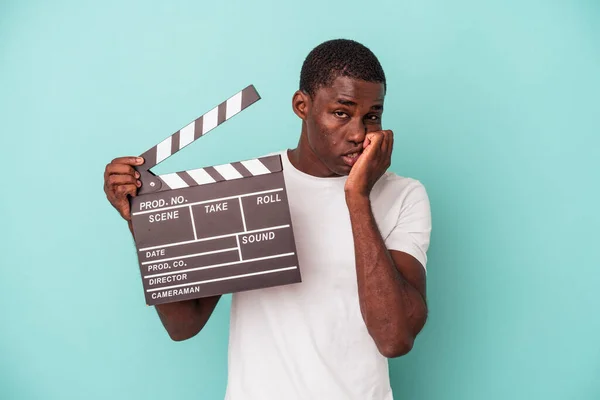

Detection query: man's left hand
xmin=344 ymin=130 xmax=394 ymax=199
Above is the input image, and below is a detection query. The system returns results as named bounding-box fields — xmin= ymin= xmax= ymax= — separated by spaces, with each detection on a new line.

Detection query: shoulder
xmin=373 ymin=172 xmax=432 ymax=268
xmin=373 ymin=171 xmax=429 ymax=206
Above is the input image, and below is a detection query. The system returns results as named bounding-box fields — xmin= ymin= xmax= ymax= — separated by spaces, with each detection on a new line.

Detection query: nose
xmin=346 ymin=118 xmax=367 ymax=144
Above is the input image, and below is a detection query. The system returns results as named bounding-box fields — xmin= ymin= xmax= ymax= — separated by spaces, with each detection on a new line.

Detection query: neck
xmin=288 ymin=124 xmax=337 ymax=178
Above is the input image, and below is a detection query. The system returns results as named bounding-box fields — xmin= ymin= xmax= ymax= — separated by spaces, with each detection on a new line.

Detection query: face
xmin=293 ymin=76 xmax=385 ymax=177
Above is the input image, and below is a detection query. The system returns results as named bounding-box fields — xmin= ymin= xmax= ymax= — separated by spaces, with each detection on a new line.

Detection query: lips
xmin=341 ymin=150 xmax=362 ymax=167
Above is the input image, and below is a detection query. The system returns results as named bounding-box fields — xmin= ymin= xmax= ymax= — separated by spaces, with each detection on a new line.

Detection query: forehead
xmin=313 ymin=76 xmax=385 ymax=103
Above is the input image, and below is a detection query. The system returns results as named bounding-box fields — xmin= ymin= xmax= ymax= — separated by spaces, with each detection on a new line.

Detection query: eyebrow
xmin=336 ymin=99 xmax=384 ymax=111
xmin=337 ymin=99 xmax=357 ymax=106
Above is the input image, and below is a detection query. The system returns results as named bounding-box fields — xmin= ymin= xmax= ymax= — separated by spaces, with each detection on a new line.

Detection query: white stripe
xmin=147 ymin=266 xmax=298 ymax=292
xmin=189 ymin=205 xmax=198 ymax=240
xmin=226 ymin=91 xmax=242 ymax=119
xmin=202 ymin=106 xmax=219 ymax=134
xmin=160 ymin=173 xmax=189 ymax=189
xmin=142 ymin=247 xmax=238 ymax=265
xmin=156 ymin=137 xmax=172 ymax=164
xmin=179 ymin=121 xmax=195 ymax=149
xmin=235 ymin=235 xmax=243 ymax=261
xmin=238 ymin=198 xmax=247 ymax=231
xmin=132 ymin=188 xmax=283 ymax=216
xmin=241 ymin=159 xmax=271 ymax=175
xmin=214 ymin=163 xmax=243 ymax=180
xmin=186 ymin=168 xmax=215 ymax=185
xmin=139 ymin=224 xmax=290 ymax=251
xmin=144 ymin=252 xmax=296 ymax=278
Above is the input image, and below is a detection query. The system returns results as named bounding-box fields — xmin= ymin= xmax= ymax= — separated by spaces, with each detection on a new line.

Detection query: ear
xmin=292 ymin=90 xmax=311 ymax=120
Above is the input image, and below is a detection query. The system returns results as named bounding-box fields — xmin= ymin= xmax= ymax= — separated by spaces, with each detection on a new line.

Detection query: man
xmin=104 ymin=39 xmax=431 ymax=400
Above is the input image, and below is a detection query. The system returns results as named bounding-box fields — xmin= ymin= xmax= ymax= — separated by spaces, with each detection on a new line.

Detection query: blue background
xmin=1 ymin=0 xmax=599 ymax=399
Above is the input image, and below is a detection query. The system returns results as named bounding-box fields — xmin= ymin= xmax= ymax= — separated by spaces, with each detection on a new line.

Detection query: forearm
xmin=346 ymin=194 xmax=427 ymax=357
xmin=155 ymin=296 xmax=221 ymax=341
xmin=127 ymin=220 xmax=219 ymax=341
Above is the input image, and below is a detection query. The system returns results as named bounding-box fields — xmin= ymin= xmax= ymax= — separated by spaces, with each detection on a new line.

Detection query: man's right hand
xmin=104 ymin=156 xmax=221 ymax=340
xmin=104 ymin=156 xmax=144 ymax=221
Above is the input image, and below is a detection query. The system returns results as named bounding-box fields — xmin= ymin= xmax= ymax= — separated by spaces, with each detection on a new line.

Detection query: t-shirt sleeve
xmin=384 ymin=181 xmax=432 ymax=271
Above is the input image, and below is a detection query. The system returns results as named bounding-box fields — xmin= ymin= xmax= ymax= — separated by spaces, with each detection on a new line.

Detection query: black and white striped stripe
xmin=140 ymin=85 xmax=261 ymax=169
xmin=156 ymin=155 xmax=281 ymax=190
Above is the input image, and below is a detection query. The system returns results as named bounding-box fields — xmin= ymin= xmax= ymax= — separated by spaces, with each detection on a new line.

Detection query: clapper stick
xmin=129 ymin=85 xmax=301 ymax=306
xmin=134 ymin=85 xmax=261 ymax=195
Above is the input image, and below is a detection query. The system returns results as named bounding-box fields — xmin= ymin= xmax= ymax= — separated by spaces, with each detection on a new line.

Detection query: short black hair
xmin=299 ymin=39 xmax=386 ymax=97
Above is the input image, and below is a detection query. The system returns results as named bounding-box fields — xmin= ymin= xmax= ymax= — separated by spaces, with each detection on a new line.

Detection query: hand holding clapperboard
xmin=129 ymin=85 xmax=301 ymax=306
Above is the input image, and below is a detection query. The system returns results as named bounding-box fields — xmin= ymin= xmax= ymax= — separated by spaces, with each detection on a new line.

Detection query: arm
xmin=346 ymin=194 xmax=427 ymax=357
xmin=345 ymin=131 xmax=430 ymax=358
xmin=126 ymin=221 xmax=221 ymax=342
xmin=105 ymin=156 xmax=220 ymax=341
xmin=155 ymin=295 xmax=221 ymax=342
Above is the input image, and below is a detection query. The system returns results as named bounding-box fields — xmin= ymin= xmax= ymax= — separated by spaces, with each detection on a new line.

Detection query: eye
xmin=366 ymin=114 xmax=380 ymax=122
xmin=334 ymin=111 xmax=348 ymax=118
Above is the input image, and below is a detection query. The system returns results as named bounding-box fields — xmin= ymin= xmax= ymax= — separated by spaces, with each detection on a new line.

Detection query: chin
xmin=329 ymin=163 xmax=351 ymax=176
xmin=319 ymin=155 xmax=350 ymax=177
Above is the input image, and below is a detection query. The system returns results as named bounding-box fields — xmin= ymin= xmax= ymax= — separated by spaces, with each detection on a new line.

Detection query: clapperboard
xmin=130 ymin=85 xmax=301 ymax=306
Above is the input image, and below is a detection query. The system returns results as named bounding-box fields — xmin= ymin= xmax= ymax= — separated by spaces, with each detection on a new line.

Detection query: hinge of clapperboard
xmin=134 ymin=85 xmax=265 ymax=195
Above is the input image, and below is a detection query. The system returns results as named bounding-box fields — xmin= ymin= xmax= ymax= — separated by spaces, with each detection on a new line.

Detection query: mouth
xmin=341 ymin=150 xmax=363 ymax=167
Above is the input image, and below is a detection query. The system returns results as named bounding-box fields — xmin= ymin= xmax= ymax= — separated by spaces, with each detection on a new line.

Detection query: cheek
xmin=319 ymin=129 xmax=343 ymax=153
xmin=308 ymin=118 xmax=338 ymax=150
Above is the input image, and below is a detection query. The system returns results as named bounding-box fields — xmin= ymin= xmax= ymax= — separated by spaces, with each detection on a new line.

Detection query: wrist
xmin=345 ymin=191 xmax=371 ymax=208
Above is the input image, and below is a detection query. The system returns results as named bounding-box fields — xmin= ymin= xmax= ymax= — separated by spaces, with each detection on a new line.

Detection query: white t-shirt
xmin=224 ymin=150 xmax=431 ymax=400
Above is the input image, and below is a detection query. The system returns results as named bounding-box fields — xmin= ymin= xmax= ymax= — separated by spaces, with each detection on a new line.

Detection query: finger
xmin=116 ymin=198 xmax=132 ymax=221
xmin=118 ymin=183 xmax=138 ymax=198
xmin=104 ymin=159 xmax=142 ymax=183
xmin=381 ymin=130 xmax=392 ymax=155
xmin=366 ymin=131 xmax=384 ymax=146
xmin=106 ymin=163 xmax=139 ymax=178
xmin=364 ymin=132 xmax=384 ymax=155
xmin=380 ymin=131 xmax=389 ymax=155
xmin=115 ymin=183 xmax=138 ymax=196
xmin=114 ymin=184 xmax=138 ymax=220
xmin=382 ymin=131 xmax=393 ymax=168
xmin=108 ymin=174 xmax=140 ymax=188
xmin=111 ymin=156 xmax=145 ymax=166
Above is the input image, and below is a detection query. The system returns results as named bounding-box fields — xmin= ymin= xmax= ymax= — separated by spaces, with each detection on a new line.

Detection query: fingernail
xmin=135 ymin=172 xmax=140 ymax=178
xmin=137 ymin=181 xmax=142 ymax=187
xmin=137 ymin=157 xmax=143 ymax=164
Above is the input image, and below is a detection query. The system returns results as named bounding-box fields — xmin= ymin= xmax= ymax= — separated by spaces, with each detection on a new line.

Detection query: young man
xmin=104 ymin=39 xmax=431 ymax=400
